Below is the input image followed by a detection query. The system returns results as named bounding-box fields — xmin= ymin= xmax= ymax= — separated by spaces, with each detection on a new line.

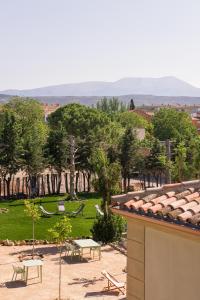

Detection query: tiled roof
xmin=111 ymin=180 xmax=200 ymax=231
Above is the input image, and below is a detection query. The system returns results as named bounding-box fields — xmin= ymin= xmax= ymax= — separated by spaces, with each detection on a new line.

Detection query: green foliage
xmin=172 ymin=142 xmax=188 ymax=182
xmin=90 ymin=148 xmax=121 ymax=212
xmin=5 ymin=97 xmax=48 ymax=177
xmin=0 ymin=109 xmax=23 ymax=179
xmin=91 ymin=214 xmax=125 ymax=244
xmin=152 ymin=108 xmax=197 ymax=142
xmin=120 ymin=127 xmax=139 ymax=191
xmin=24 ymin=200 xmax=40 ymax=222
xmin=187 ymin=137 xmax=200 ymax=179
xmin=48 ymin=216 xmax=72 ymax=244
xmin=144 ymin=139 xmax=167 ymax=175
xmin=117 ymin=111 xmax=148 ymax=129
xmin=96 ymin=97 xmax=127 ymax=115
xmin=45 ymin=121 xmax=68 ymax=172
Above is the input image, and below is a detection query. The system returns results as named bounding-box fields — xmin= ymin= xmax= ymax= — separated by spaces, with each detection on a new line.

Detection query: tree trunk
xmin=47 ymin=174 xmax=51 ymax=195
xmin=56 ymin=171 xmax=62 ymax=194
xmin=83 ymin=172 xmax=86 ymax=192
xmin=69 ymin=135 xmax=76 ymax=199
xmin=87 ymin=172 xmax=91 ymax=192
xmin=123 ymin=176 xmax=127 ymax=193
xmin=30 ymin=176 xmax=37 ymax=198
xmin=32 ymin=219 xmax=35 ymax=257
xmin=6 ymin=177 xmax=11 ymax=198
xmin=59 ymin=245 xmax=62 ymax=300
xmin=65 ymin=173 xmax=69 ymax=193
xmin=75 ymin=171 xmax=79 ymax=193
xmin=51 ymin=174 xmax=56 ymax=194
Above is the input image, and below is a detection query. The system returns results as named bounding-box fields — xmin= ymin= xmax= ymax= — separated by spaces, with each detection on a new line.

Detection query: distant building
xmin=131 ymin=109 xmax=153 ymax=122
xmin=42 ymin=103 xmax=60 ymax=121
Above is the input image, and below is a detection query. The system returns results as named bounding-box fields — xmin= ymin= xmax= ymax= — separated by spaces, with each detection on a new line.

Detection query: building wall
xmin=127 ymin=219 xmax=145 ymax=299
xmin=145 ymin=227 xmax=200 ymax=300
xmin=126 ymin=217 xmax=200 ymax=300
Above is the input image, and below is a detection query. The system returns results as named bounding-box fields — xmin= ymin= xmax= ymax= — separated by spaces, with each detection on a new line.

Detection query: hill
xmin=1 ymin=76 xmax=200 ymax=97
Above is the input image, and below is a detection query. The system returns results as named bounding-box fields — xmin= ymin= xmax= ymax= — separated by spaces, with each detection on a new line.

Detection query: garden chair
xmin=67 ymin=203 xmax=85 ymax=217
xmin=12 ymin=265 xmax=25 ymax=281
xmin=95 ymin=204 xmax=104 ymax=216
xmin=101 ymin=270 xmax=125 ymax=295
xmin=58 ymin=201 xmax=65 ymax=213
xmin=65 ymin=242 xmax=81 ymax=260
xmin=39 ymin=205 xmax=55 ymax=217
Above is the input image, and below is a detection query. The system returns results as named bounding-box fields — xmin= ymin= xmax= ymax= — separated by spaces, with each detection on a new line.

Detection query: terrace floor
xmin=0 ymin=244 xmax=126 ymax=300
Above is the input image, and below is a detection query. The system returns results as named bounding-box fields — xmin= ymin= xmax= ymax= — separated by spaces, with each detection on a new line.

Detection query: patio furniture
xmin=39 ymin=205 xmax=55 ymax=217
xmin=95 ymin=204 xmax=104 ymax=216
xmin=101 ymin=270 xmax=125 ymax=295
xmin=58 ymin=200 xmax=65 ymax=213
xmin=23 ymin=259 xmax=43 ymax=284
xmin=12 ymin=265 xmax=25 ymax=281
xmin=74 ymin=239 xmax=101 ymax=260
xmin=66 ymin=203 xmax=85 ymax=217
xmin=65 ymin=242 xmax=81 ymax=260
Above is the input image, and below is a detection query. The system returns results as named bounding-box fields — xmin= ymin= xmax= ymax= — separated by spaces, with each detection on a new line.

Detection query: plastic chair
xmin=12 ymin=265 xmax=25 ymax=281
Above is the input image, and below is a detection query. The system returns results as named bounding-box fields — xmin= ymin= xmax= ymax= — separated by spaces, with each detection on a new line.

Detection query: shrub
xmin=91 ymin=213 xmax=125 ymax=244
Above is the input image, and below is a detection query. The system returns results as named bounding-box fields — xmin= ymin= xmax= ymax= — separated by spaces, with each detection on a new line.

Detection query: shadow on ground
xmin=68 ymin=276 xmax=104 ymax=287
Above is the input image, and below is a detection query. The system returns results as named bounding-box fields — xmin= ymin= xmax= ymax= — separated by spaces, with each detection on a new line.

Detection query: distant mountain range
xmin=1 ymin=76 xmax=200 ymax=106
xmin=1 ymin=76 xmax=200 ymax=97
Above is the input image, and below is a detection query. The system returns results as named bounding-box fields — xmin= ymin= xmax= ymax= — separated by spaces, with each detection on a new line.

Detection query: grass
xmin=0 ymin=193 xmax=101 ymax=241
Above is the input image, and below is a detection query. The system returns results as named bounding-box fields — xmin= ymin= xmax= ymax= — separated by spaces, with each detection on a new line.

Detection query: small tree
xmin=24 ymin=200 xmax=40 ymax=257
xmin=129 ymin=99 xmax=135 ymax=110
xmin=48 ymin=217 xmax=72 ymax=300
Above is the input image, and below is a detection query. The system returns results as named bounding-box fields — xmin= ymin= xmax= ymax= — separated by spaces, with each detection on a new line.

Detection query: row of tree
xmin=0 ymin=97 xmax=199 ymax=205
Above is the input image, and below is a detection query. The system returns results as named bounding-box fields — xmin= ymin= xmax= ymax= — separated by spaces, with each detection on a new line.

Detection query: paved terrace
xmin=0 ymin=245 xmax=126 ymax=300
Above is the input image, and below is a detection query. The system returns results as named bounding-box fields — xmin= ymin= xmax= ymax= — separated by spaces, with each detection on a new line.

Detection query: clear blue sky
xmin=0 ymin=0 xmax=199 ymax=90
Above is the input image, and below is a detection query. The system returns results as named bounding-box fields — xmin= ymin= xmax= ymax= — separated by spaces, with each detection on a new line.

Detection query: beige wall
xmin=145 ymin=227 xmax=200 ymax=300
xmin=127 ymin=220 xmax=145 ymax=300
xmin=126 ymin=217 xmax=200 ymax=300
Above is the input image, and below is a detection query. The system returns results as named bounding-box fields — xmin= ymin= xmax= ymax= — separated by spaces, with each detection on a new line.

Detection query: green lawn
xmin=0 ymin=193 xmax=101 ymax=241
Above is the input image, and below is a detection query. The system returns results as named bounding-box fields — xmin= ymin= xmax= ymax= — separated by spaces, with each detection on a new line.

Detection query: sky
xmin=0 ymin=0 xmax=199 ymax=90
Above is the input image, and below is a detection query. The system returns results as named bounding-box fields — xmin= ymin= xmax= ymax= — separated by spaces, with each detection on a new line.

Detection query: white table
xmin=74 ymin=239 xmax=101 ymax=260
xmin=23 ymin=259 xmax=43 ymax=284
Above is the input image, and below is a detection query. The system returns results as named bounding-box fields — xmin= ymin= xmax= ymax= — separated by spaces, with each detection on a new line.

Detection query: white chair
xmin=95 ymin=204 xmax=104 ymax=216
xmin=101 ymin=270 xmax=125 ymax=295
xmin=12 ymin=265 xmax=25 ymax=281
xmin=65 ymin=242 xmax=81 ymax=260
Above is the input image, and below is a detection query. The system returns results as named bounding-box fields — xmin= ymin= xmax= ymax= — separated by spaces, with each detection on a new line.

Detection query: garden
xmin=0 ymin=193 xmax=101 ymax=241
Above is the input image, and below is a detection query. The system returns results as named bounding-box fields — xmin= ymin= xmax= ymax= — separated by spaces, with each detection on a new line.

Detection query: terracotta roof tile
xmin=111 ymin=180 xmax=200 ymax=231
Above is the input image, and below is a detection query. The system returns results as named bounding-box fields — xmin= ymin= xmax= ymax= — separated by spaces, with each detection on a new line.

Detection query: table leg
xmin=26 ymin=267 xmax=28 ymax=284
xmin=40 ymin=265 xmax=42 ymax=283
xmin=37 ymin=266 xmax=39 ymax=277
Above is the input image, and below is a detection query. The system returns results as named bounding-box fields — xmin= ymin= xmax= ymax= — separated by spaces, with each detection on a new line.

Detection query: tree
xmin=152 ymin=108 xmax=197 ymax=142
xmin=143 ymin=139 xmax=168 ymax=187
xmin=48 ymin=217 xmax=72 ymax=300
xmin=172 ymin=142 xmax=187 ymax=182
xmin=48 ymin=104 xmax=110 ymax=199
xmin=129 ymin=99 xmax=135 ymax=110
xmin=120 ymin=128 xmax=138 ymax=192
xmin=90 ymin=147 xmax=121 ymax=214
xmin=6 ymin=97 xmax=48 ymax=197
xmin=45 ymin=122 xmax=68 ymax=194
xmin=187 ymin=137 xmax=200 ymax=179
xmin=24 ymin=200 xmax=40 ymax=257
xmin=96 ymin=97 xmax=127 ymax=115
xmin=0 ymin=109 xmax=23 ymax=196
xmin=117 ymin=111 xmax=148 ymax=129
